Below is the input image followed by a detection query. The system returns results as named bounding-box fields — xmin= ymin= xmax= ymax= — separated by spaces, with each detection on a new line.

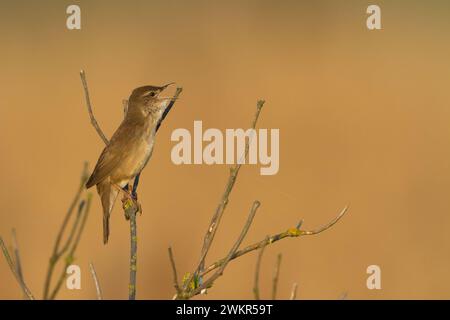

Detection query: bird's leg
xmin=118 ymin=183 xmax=142 ymax=219
xmin=127 ymin=181 xmax=142 ymax=215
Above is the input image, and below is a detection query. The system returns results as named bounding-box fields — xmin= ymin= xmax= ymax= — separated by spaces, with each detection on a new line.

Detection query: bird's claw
xmin=121 ymin=192 xmax=142 ymax=220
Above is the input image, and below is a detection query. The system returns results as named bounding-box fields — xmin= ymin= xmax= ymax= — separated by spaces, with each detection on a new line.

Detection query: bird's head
xmin=128 ymin=83 xmax=175 ymax=119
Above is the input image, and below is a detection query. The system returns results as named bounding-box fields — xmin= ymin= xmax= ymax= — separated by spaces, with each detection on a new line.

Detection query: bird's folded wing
xmin=86 ymin=145 xmax=123 ymax=188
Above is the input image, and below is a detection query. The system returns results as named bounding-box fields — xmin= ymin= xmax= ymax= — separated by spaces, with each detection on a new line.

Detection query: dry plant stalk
xmin=43 ymin=163 xmax=92 ymax=300
xmin=271 ymin=253 xmax=282 ymax=300
xmin=169 ymin=100 xmax=348 ymax=300
xmin=80 ymin=69 xmax=182 ymax=299
xmin=200 ymin=206 xmax=347 ymax=277
xmin=254 ymin=247 xmax=299 ymax=300
xmin=0 ymin=235 xmax=34 ymax=299
xmin=253 ymin=236 xmax=269 ymax=300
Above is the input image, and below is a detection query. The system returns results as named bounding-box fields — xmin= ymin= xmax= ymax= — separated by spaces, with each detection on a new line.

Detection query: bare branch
xmin=53 ymin=163 xmax=88 ymax=255
xmin=189 ymin=200 xmax=261 ymax=297
xmin=300 ymin=206 xmax=348 ymax=235
xmin=253 ymin=236 xmax=269 ymax=300
xmin=200 ymin=206 xmax=348 ymax=277
xmin=128 ymin=206 xmax=138 ymax=300
xmin=168 ymin=247 xmax=181 ymax=294
xmin=89 ymin=262 xmax=103 ymax=300
xmin=156 ymin=87 xmax=183 ymax=132
xmin=184 ymin=100 xmax=265 ymax=291
xmin=48 ymin=194 xmax=92 ymax=300
xmin=43 ymin=164 xmax=90 ymax=300
xmin=80 ymin=70 xmax=109 ymax=145
xmin=271 ymin=253 xmax=282 ymax=300
xmin=121 ymin=94 xmax=139 ymax=301
xmin=290 ymin=283 xmax=298 ymax=300
xmin=0 ymin=237 xmax=34 ymax=300
xmin=168 ymin=95 xmax=347 ymax=300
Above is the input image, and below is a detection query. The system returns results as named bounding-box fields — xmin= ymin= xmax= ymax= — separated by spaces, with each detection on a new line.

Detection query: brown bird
xmin=86 ymin=84 xmax=174 ymax=244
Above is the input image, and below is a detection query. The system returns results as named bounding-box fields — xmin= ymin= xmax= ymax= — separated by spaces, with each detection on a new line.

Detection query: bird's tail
xmin=96 ymin=179 xmax=119 ymax=244
xmin=103 ymin=214 xmax=110 ymax=245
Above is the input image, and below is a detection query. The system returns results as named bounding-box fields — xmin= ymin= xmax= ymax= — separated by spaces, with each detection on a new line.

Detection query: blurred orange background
xmin=1 ymin=0 xmax=450 ymax=299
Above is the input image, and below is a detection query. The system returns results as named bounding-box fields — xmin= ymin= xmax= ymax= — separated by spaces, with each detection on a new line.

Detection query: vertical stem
xmin=271 ymin=253 xmax=282 ymax=300
xmin=253 ymin=236 xmax=269 ymax=300
xmin=129 ymin=210 xmax=137 ymax=300
xmin=290 ymin=283 xmax=298 ymax=300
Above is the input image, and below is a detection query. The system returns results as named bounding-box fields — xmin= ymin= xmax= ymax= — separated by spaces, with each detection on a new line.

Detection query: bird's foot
xmin=121 ymin=190 xmax=142 ymax=220
xmin=122 ymin=198 xmax=141 ymax=219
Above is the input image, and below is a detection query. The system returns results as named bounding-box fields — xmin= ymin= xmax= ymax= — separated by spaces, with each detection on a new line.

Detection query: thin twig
xmin=271 ymin=253 xmax=282 ymax=300
xmin=89 ymin=262 xmax=103 ymax=300
xmin=0 ymin=237 xmax=34 ymax=300
xmin=128 ymin=207 xmax=138 ymax=300
xmin=120 ymin=89 xmax=139 ymax=301
xmin=299 ymin=207 xmax=348 ymax=235
xmin=11 ymin=229 xmax=25 ymax=293
xmin=184 ymin=100 xmax=265 ymax=291
xmin=253 ymin=236 xmax=269 ymax=300
xmin=43 ymin=164 xmax=89 ymax=300
xmin=290 ymin=283 xmax=298 ymax=300
xmin=168 ymin=247 xmax=181 ymax=294
xmin=80 ymin=70 xmax=109 ymax=145
xmin=189 ymin=200 xmax=261 ymax=297
xmin=48 ymin=194 xmax=92 ymax=300
xmin=156 ymin=87 xmax=183 ymax=131
xmin=200 ymin=206 xmax=348 ymax=277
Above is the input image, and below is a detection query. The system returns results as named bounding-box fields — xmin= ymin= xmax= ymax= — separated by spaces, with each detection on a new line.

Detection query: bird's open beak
xmin=157 ymin=82 xmax=177 ymax=103
xmin=161 ymin=82 xmax=175 ymax=90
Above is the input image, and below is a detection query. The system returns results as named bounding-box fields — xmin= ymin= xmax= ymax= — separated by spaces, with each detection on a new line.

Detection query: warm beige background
xmin=1 ymin=0 xmax=450 ymax=299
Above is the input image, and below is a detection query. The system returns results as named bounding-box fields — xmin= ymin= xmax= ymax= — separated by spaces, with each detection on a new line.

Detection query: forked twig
xmin=47 ymin=194 xmax=92 ymax=300
xmin=43 ymin=164 xmax=91 ymax=300
xmin=183 ymin=100 xmax=266 ymax=293
xmin=0 ymin=237 xmax=34 ymax=300
xmin=200 ymin=206 xmax=348 ymax=277
xmin=171 ymin=99 xmax=347 ymax=299
xmin=190 ymin=200 xmax=261 ymax=297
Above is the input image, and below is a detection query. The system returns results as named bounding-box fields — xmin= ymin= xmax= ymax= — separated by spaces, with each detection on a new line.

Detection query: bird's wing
xmin=85 ymin=146 xmax=121 ymax=188
xmin=85 ymin=121 xmax=132 ymax=188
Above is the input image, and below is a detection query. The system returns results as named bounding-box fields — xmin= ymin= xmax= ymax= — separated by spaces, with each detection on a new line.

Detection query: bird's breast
xmin=131 ymin=126 xmax=157 ymax=175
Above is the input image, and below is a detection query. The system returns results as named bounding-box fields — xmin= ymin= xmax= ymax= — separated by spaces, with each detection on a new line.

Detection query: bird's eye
xmin=149 ymin=91 xmax=155 ymax=97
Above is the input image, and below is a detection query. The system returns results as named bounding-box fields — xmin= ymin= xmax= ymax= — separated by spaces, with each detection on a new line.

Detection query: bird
xmin=85 ymin=83 xmax=175 ymax=244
